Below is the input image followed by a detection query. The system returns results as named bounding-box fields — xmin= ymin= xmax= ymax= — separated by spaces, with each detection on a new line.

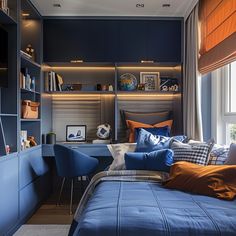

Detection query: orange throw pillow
xmin=126 ymin=119 xmax=173 ymax=143
xmin=164 ymin=161 xmax=236 ymax=200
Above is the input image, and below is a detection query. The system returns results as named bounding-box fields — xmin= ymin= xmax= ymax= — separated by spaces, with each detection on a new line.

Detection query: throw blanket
xmin=69 ymin=170 xmax=236 ymax=236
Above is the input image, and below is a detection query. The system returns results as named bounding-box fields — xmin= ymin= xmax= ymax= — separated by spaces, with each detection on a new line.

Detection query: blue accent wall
xmin=201 ymin=73 xmax=212 ymax=141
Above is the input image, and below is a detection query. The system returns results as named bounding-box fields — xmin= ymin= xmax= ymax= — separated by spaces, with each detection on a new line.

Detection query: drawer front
xmin=19 ymin=146 xmax=49 ymax=189
xmin=20 ymin=172 xmax=51 ymax=220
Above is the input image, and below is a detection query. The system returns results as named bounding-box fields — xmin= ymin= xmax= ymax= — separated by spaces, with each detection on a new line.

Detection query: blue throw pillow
xmin=135 ymin=128 xmax=187 ymax=152
xmin=125 ymin=149 xmax=173 ymax=172
xmin=134 ymin=126 xmax=170 ymax=142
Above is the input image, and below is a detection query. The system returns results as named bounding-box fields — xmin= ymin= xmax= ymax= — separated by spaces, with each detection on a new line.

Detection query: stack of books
xmin=45 ymin=71 xmax=64 ymax=92
xmin=0 ymin=0 xmax=9 ymax=15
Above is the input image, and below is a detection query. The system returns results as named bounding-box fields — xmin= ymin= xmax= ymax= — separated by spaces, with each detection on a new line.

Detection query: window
xmin=211 ymin=61 xmax=236 ymax=145
xmin=223 ymin=61 xmax=236 ymax=144
xmin=228 ymin=61 xmax=236 ymax=113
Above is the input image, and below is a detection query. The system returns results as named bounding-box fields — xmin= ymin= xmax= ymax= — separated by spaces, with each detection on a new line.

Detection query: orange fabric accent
xmin=164 ymin=161 xmax=236 ymax=200
xmin=153 ymin=120 xmax=173 ymax=129
xmin=199 ymin=0 xmax=236 ymax=74
xmin=126 ymin=119 xmax=173 ymax=143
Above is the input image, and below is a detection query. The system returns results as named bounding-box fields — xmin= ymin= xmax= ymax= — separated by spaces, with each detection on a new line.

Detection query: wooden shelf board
xmin=117 ymin=91 xmax=180 ymax=94
xmin=47 ymin=91 xmax=115 ymax=95
xmin=21 ymin=53 xmax=41 ymax=68
xmin=21 ymin=118 xmax=41 ymax=122
xmin=44 ymin=62 xmax=115 ymax=68
xmin=21 ymin=88 xmax=41 ymax=95
xmin=0 ymin=10 xmax=17 ymax=24
xmin=0 ymin=113 xmax=18 ymax=117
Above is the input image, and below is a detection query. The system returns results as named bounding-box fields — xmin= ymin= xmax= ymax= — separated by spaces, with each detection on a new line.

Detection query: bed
xmin=69 ymin=170 xmax=236 ymax=236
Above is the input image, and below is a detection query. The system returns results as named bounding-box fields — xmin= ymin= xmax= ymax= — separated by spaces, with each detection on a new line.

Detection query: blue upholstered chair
xmin=54 ymin=144 xmax=98 ymax=214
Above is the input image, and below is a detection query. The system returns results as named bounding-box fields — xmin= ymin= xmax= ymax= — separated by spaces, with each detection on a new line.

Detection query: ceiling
xmin=30 ymin=0 xmax=197 ymax=17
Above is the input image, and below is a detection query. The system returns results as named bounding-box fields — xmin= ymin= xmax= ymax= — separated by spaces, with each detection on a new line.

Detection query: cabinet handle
xmin=141 ymin=60 xmax=154 ymax=64
xmin=70 ymin=60 xmax=84 ymax=63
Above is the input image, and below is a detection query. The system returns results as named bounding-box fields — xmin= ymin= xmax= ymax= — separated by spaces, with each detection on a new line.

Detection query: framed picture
xmin=140 ymin=72 xmax=160 ymax=91
xmin=66 ymin=125 xmax=86 ymax=142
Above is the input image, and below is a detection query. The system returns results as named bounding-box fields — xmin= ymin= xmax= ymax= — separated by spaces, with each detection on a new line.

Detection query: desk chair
xmin=54 ymin=144 xmax=98 ymax=214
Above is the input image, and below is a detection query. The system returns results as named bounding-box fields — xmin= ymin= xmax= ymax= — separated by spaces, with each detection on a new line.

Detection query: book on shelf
xmin=45 ymin=71 xmax=64 ymax=92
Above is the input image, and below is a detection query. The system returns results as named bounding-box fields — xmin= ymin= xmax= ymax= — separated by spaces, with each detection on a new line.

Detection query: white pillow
xmin=108 ymin=143 xmax=136 ymax=170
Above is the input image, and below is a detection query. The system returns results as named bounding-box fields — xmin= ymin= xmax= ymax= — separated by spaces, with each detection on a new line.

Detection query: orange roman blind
xmin=199 ymin=0 xmax=236 ymax=74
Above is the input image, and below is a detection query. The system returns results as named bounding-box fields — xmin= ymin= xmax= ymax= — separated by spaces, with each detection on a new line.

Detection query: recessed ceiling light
xmin=136 ymin=3 xmax=144 ymax=8
xmin=162 ymin=4 xmax=171 ymax=7
xmin=53 ymin=3 xmax=61 ymax=8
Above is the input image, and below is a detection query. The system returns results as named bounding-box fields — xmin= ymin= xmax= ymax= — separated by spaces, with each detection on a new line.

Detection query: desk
xmin=42 ymin=143 xmax=113 ymax=172
xmin=42 ymin=143 xmax=112 ymax=158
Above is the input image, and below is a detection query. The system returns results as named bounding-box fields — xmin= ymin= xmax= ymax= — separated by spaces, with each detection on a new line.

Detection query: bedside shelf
xmin=0 ymin=10 xmax=17 ymax=24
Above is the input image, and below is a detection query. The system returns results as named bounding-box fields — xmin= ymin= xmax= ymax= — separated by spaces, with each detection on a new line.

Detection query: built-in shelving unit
xmin=0 ymin=0 xmax=18 ymax=157
xmin=19 ymin=0 xmax=42 ymax=147
xmin=43 ymin=61 xmax=182 ymax=141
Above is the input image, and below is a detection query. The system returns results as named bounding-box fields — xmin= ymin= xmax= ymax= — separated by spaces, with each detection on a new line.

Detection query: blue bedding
xmin=69 ymin=171 xmax=236 ymax=236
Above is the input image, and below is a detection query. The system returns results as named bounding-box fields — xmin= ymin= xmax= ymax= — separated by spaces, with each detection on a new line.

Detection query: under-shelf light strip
xmin=50 ymin=67 xmax=115 ymax=70
xmin=42 ymin=66 xmax=181 ymax=71
xmin=51 ymin=93 xmax=177 ymax=98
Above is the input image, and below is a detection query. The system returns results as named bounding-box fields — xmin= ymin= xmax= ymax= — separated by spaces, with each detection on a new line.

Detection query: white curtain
xmin=183 ymin=3 xmax=203 ymax=141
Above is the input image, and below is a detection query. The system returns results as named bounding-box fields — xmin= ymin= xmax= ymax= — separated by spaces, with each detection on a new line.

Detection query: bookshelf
xmin=19 ymin=0 xmax=42 ymax=149
xmin=0 ymin=0 xmax=18 ymax=157
xmin=43 ymin=62 xmax=182 ymax=141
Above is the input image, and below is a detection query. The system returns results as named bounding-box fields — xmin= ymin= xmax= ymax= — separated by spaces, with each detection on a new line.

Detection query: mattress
xmin=69 ymin=171 xmax=236 ymax=236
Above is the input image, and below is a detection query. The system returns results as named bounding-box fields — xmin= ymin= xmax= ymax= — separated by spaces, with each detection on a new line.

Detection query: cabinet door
xmin=43 ymin=20 xmax=106 ymax=62
xmin=77 ymin=20 xmax=106 ymax=62
xmin=147 ymin=20 xmax=182 ymax=62
xmin=117 ymin=20 xmax=147 ymax=62
xmin=104 ymin=20 xmax=119 ymax=62
xmin=0 ymin=154 xmax=18 ymax=235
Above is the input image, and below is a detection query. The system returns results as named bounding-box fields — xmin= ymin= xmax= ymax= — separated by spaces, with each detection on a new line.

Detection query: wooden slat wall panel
xmin=117 ymin=95 xmax=174 ymax=141
xmin=52 ymin=95 xmax=102 ymax=141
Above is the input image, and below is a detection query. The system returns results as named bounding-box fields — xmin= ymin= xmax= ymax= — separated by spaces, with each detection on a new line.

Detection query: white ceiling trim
xmin=30 ymin=0 xmax=197 ymax=17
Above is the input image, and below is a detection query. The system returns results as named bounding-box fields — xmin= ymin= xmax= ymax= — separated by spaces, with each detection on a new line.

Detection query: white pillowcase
xmin=108 ymin=143 xmax=136 ymax=170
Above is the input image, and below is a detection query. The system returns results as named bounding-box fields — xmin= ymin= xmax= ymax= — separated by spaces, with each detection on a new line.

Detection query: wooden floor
xmin=27 ymin=190 xmax=82 ymax=225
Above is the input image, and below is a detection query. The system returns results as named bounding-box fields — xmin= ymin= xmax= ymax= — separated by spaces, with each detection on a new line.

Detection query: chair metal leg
xmin=70 ymin=178 xmax=74 ymax=215
xmin=57 ymin=177 xmax=65 ymax=206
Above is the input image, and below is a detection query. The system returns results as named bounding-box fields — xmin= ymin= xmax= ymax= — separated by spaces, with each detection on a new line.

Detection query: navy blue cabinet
xmin=146 ymin=20 xmax=182 ymax=62
xmin=19 ymin=146 xmax=51 ymax=221
xmin=117 ymin=20 xmax=147 ymax=62
xmin=0 ymin=154 xmax=18 ymax=236
xmin=44 ymin=19 xmax=183 ymax=63
xmin=104 ymin=20 xmax=119 ymax=62
xmin=44 ymin=20 xmax=106 ymax=62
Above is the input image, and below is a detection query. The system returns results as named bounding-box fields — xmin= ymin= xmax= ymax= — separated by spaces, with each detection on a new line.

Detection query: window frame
xmin=221 ymin=63 xmax=236 ymax=144
xmin=211 ymin=62 xmax=236 ymax=145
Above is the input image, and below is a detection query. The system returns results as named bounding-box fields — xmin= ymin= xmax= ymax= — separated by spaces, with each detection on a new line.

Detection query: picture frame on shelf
xmin=160 ymin=77 xmax=179 ymax=92
xmin=66 ymin=125 xmax=86 ymax=142
xmin=140 ymin=72 xmax=160 ymax=91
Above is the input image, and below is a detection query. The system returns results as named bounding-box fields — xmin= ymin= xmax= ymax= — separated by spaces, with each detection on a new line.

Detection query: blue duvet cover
xmin=69 ymin=171 xmax=236 ymax=236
